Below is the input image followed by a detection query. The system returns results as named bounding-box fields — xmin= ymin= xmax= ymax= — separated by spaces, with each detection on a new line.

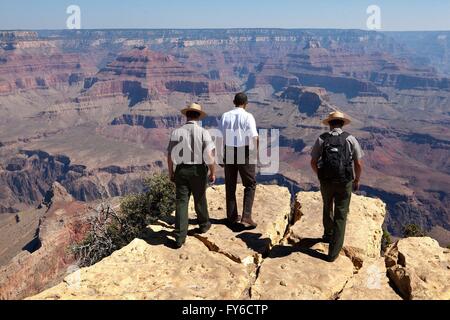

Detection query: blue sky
xmin=0 ymin=0 xmax=449 ymax=31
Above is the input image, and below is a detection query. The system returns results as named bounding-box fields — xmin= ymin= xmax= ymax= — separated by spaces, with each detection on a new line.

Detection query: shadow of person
xmin=237 ymin=232 xmax=272 ymax=255
xmin=268 ymin=238 xmax=329 ymax=262
xmin=141 ymin=228 xmax=176 ymax=248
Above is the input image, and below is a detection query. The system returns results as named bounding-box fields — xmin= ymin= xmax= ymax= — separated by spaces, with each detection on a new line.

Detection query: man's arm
xmin=203 ymin=130 xmax=216 ymax=184
xmin=167 ymin=132 xmax=176 ymax=182
xmin=311 ymin=158 xmax=319 ymax=175
xmin=310 ymin=138 xmax=322 ymax=177
xmin=351 ymin=136 xmax=364 ymax=191
xmin=353 ymin=159 xmax=363 ymax=191
xmin=167 ymin=153 xmax=175 ymax=182
xmin=207 ymin=148 xmax=216 ymax=184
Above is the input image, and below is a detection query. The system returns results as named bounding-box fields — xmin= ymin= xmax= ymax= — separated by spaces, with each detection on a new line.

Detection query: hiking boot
xmin=322 ymin=234 xmax=332 ymax=243
xmin=241 ymin=217 xmax=258 ymax=229
xmin=168 ymin=240 xmax=184 ymax=249
xmin=227 ymin=215 xmax=242 ymax=226
xmin=327 ymin=254 xmax=339 ymax=263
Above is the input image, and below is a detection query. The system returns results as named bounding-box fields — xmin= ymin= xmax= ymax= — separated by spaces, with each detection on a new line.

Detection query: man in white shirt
xmin=219 ymin=93 xmax=259 ymax=228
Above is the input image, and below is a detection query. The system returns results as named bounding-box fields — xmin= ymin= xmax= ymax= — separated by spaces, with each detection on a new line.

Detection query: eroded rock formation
xmin=385 ymin=237 xmax=450 ymax=300
xmin=28 ymin=185 xmax=444 ymax=301
xmin=0 ymin=184 xmax=122 ymax=300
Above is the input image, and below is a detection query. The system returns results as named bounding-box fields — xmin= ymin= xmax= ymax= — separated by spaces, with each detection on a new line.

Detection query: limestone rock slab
xmin=385 ymin=237 xmax=450 ymax=300
xmin=29 ymin=238 xmax=250 ymax=300
xmin=252 ymin=246 xmax=354 ymax=300
xmin=188 ymin=185 xmax=291 ymax=265
xmin=340 ymin=258 xmax=402 ymax=300
xmin=289 ymin=192 xmax=386 ymax=266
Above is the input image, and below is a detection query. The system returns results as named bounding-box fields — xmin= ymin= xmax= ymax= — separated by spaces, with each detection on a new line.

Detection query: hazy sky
xmin=1 ymin=0 xmax=449 ymax=31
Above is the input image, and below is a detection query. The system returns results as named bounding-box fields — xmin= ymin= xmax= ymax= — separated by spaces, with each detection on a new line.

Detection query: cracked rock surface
xmin=29 ymin=185 xmax=444 ymax=300
xmin=289 ymin=192 xmax=386 ymax=268
xmin=339 ymin=258 xmax=401 ymax=300
xmin=385 ymin=237 xmax=450 ymax=300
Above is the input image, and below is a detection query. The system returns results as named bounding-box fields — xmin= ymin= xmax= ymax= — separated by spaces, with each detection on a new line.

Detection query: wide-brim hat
xmin=322 ymin=111 xmax=351 ymax=126
xmin=181 ymin=103 xmax=207 ymax=120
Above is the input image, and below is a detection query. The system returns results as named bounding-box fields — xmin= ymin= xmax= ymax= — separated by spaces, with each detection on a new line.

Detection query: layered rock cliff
xmin=79 ymin=47 xmax=240 ymax=106
xmin=27 ymin=185 xmax=447 ymax=301
xmin=0 ymin=183 xmax=121 ymax=300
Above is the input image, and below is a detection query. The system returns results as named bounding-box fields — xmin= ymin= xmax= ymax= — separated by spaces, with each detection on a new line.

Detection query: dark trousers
xmin=174 ymin=164 xmax=210 ymax=245
xmin=224 ymin=146 xmax=257 ymax=222
xmin=320 ymin=180 xmax=353 ymax=258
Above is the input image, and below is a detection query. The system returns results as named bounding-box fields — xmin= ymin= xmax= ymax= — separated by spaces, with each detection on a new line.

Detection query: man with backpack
xmin=310 ymin=111 xmax=364 ymax=262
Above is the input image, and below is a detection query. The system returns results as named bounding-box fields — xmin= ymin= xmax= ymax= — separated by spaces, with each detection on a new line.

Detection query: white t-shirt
xmin=219 ymin=108 xmax=259 ymax=147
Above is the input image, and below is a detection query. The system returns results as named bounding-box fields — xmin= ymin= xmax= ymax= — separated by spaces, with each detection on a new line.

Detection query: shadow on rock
xmin=269 ymin=238 xmax=329 ymax=262
xmin=237 ymin=232 xmax=272 ymax=255
xmin=141 ymin=228 xmax=177 ymax=249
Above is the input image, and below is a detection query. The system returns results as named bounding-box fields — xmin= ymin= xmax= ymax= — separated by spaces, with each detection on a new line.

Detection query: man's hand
xmin=353 ymin=159 xmax=363 ymax=192
xmin=208 ymin=173 xmax=216 ymax=184
xmin=353 ymin=179 xmax=360 ymax=191
xmin=167 ymin=154 xmax=175 ymax=183
xmin=311 ymin=158 xmax=319 ymax=176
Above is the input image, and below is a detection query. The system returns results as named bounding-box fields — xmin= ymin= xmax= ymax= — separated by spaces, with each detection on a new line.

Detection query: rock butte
xmin=28 ymin=184 xmax=443 ymax=301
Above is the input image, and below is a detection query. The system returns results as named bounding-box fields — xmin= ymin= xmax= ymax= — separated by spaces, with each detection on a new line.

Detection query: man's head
xmin=233 ymin=92 xmax=248 ymax=108
xmin=181 ymin=103 xmax=207 ymax=121
xmin=322 ymin=111 xmax=351 ymax=128
xmin=186 ymin=111 xmax=201 ymax=121
xmin=328 ymin=119 xmax=345 ymax=129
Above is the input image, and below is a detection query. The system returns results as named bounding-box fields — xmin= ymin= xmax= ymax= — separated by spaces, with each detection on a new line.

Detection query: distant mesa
xmin=78 ymin=47 xmax=240 ymax=106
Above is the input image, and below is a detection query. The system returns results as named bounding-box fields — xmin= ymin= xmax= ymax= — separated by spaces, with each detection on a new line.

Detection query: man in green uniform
xmin=167 ymin=103 xmax=216 ymax=248
xmin=310 ymin=111 xmax=364 ymax=262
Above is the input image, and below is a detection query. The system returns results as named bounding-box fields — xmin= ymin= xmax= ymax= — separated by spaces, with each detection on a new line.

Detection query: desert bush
xmin=72 ymin=173 xmax=176 ymax=267
xmin=143 ymin=174 xmax=176 ymax=217
xmin=402 ymin=224 xmax=426 ymax=238
xmin=381 ymin=228 xmax=392 ymax=252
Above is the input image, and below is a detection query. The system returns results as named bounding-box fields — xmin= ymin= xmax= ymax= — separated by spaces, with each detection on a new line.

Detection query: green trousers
xmin=320 ymin=180 xmax=353 ymax=259
xmin=174 ymin=164 xmax=210 ymax=245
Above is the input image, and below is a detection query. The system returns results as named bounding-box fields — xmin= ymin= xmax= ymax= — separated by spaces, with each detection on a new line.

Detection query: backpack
xmin=318 ymin=132 xmax=354 ymax=183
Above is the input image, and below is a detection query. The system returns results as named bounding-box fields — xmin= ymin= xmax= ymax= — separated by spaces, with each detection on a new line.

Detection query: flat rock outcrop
xmin=28 ymin=186 xmax=446 ymax=300
xmin=29 ymin=185 xmax=290 ymax=300
xmin=29 ymin=238 xmax=250 ymax=300
xmin=385 ymin=237 xmax=450 ymax=300
xmin=340 ymin=258 xmax=401 ymax=300
xmin=251 ymin=246 xmax=354 ymax=300
xmin=190 ymin=185 xmax=291 ymax=265
xmin=289 ymin=192 xmax=386 ymax=267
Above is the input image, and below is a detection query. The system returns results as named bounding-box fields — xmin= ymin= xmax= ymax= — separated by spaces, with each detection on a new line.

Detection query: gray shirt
xmin=167 ymin=121 xmax=215 ymax=165
xmin=311 ymin=128 xmax=364 ymax=162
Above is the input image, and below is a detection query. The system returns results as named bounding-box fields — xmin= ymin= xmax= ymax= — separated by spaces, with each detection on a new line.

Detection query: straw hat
xmin=181 ymin=103 xmax=207 ymax=120
xmin=322 ymin=111 xmax=351 ymax=126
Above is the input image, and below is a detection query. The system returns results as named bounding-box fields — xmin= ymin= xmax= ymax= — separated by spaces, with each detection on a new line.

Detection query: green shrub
xmin=381 ymin=228 xmax=392 ymax=252
xmin=402 ymin=224 xmax=426 ymax=238
xmin=72 ymin=173 xmax=176 ymax=267
xmin=144 ymin=174 xmax=176 ymax=217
